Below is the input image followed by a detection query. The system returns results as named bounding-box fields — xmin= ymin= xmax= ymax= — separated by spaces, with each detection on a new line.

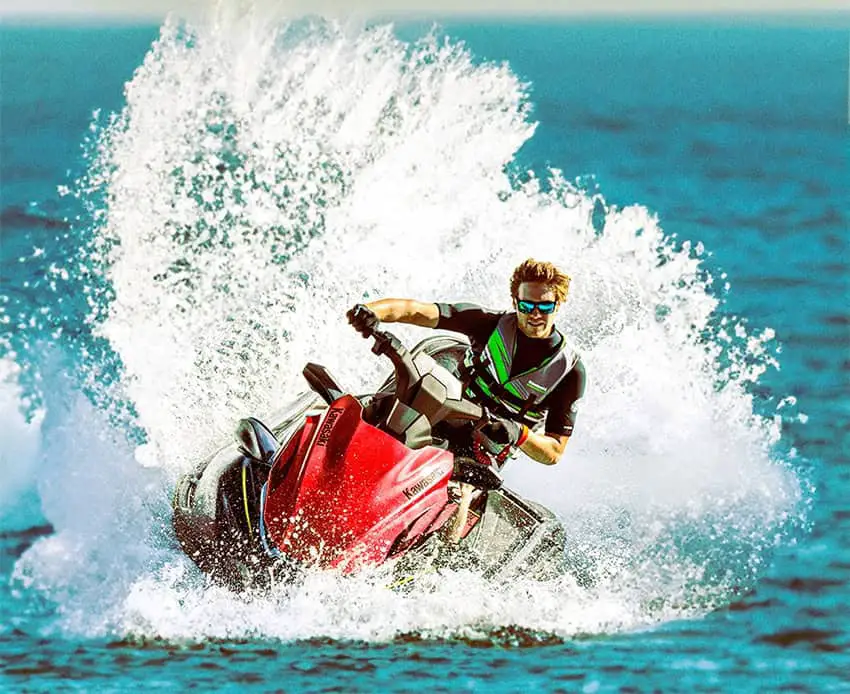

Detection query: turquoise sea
xmin=1 ymin=12 xmax=848 ymax=692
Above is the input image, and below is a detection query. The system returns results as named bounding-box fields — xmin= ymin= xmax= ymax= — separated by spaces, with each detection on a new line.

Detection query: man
xmin=347 ymin=258 xmax=586 ymax=467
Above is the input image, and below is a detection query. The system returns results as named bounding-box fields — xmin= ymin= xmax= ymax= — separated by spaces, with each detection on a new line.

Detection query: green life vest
xmin=463 ymin=314 xmax=577 ymax=428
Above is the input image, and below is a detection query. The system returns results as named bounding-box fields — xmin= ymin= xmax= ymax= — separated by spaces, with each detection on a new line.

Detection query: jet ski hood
xmin=262 ymin=394 xmax=454 ymax=571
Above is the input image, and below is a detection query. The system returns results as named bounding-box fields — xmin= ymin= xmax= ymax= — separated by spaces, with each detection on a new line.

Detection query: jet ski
xmin=172 ymin=322 xmax=568 ymax=592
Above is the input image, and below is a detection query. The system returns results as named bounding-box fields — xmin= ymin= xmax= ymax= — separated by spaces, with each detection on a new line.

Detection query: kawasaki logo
xmin=316 ymin=408 xmax=343 ymax=447
xmin=403 ymin=468 xmax=442 ymax=500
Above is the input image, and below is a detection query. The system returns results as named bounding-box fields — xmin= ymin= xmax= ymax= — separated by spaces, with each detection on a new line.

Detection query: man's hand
xmin=347 ymin=304 xmax=379 ymax=337
xmin=480 ymin=415 xmax=524 ymax=447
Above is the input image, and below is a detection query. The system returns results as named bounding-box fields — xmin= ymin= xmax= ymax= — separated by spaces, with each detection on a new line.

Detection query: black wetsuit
xmin=435 ymin=302 xmax=586 ymax=438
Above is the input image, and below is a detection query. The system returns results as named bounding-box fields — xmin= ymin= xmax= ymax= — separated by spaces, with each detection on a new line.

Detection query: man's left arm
xmin=519 ymin=358 xmax=586 ymax=466
xmin=518 ymin=431 xmax=569 ymax=466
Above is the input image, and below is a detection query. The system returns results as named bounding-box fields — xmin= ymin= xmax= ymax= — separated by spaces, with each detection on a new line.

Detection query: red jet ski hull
xmin=262 ymin=395 xmax=455 ymax=572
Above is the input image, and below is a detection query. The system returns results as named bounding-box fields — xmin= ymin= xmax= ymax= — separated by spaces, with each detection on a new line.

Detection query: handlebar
xmin=348 ymin=307 xmax=493 ymax=442
xmin=364 ymin=327 xmax=418 ymax=404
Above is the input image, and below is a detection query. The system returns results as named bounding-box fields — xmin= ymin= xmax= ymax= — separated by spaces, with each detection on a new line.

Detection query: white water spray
xmin=12 ymin=11 xmax=804 ymax=640
xmin=0 ymin=356 xmax=45 ymax=530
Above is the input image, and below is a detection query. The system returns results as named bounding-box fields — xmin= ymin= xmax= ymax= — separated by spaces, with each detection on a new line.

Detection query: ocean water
xmin=1 ymin=11 xmax=848 ymax=692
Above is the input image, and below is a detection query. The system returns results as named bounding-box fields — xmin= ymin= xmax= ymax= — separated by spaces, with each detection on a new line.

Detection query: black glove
xmin=347 ymin=304 xmax=379 ymax=337
xmin=480 ymin=415 xmax=523 ymax=447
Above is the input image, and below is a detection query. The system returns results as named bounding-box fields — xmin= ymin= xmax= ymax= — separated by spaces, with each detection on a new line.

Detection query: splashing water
xmin=7 ymin=12 xmax=806 ymax=640
xmin=0 ymin=356 xmax=45 ymax=530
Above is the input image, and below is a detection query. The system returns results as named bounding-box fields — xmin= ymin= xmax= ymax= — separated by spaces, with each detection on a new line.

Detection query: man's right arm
xmin=364 ymin=299 xmax=440 ymax=328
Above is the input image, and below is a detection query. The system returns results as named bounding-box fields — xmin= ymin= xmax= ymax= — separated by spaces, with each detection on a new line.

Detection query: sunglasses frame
xmin=516 ymin=299 xmax=558 ymax=315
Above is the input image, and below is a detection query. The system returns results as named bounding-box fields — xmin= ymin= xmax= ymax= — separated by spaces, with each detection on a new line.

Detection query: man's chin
xmin=524 ymin=324 xmax=548 ymax=338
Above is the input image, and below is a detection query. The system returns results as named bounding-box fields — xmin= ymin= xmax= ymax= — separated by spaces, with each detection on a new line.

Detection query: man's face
xmin=514 ymin=282 xmax=559 ymax=339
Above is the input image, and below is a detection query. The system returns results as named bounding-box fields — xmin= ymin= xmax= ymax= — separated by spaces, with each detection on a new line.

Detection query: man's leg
xmin=444 ymin=482 xmax=474 ymax=543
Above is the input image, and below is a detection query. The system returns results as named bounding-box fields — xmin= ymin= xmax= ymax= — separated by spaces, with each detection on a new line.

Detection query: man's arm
xmin=364 ymin=299 xmax=439 ymax=328
xmin=518 ymin=431 xmax=569 ymax=465
xmin=519 ymin=358 xmax=586 ymax=465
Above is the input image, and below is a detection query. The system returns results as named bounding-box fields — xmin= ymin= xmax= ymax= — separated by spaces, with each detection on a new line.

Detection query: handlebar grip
xmin=347 ymin=305 xmax=379 ymax=340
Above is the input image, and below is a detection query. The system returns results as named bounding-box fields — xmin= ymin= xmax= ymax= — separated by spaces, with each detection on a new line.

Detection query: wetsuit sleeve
xmin=434 ymin=302 xmax=502 ymax=349
xmin=543 ymin=358 xmax=587 ymax=438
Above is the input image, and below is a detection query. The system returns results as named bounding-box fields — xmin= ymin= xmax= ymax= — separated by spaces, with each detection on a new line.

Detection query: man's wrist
xmin=516 ymin=424 xmax=530 ymax=447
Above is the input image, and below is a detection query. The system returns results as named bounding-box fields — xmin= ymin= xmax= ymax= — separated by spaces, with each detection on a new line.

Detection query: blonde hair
xmin=510 ymin=258 xmax=571 ymax=303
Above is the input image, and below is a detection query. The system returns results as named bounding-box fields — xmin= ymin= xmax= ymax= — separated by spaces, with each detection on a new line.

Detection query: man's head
xmin=510 ymin=259 xmax=570 ymax=339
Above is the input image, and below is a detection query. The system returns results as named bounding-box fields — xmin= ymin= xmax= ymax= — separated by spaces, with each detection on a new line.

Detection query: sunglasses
xmin=517 ymin=300 xmax=557 ymax=315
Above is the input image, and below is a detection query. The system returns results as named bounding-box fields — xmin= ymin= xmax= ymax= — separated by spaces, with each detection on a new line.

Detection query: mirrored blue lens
xmin=517 ymin=300 xmax=556 ymax=314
